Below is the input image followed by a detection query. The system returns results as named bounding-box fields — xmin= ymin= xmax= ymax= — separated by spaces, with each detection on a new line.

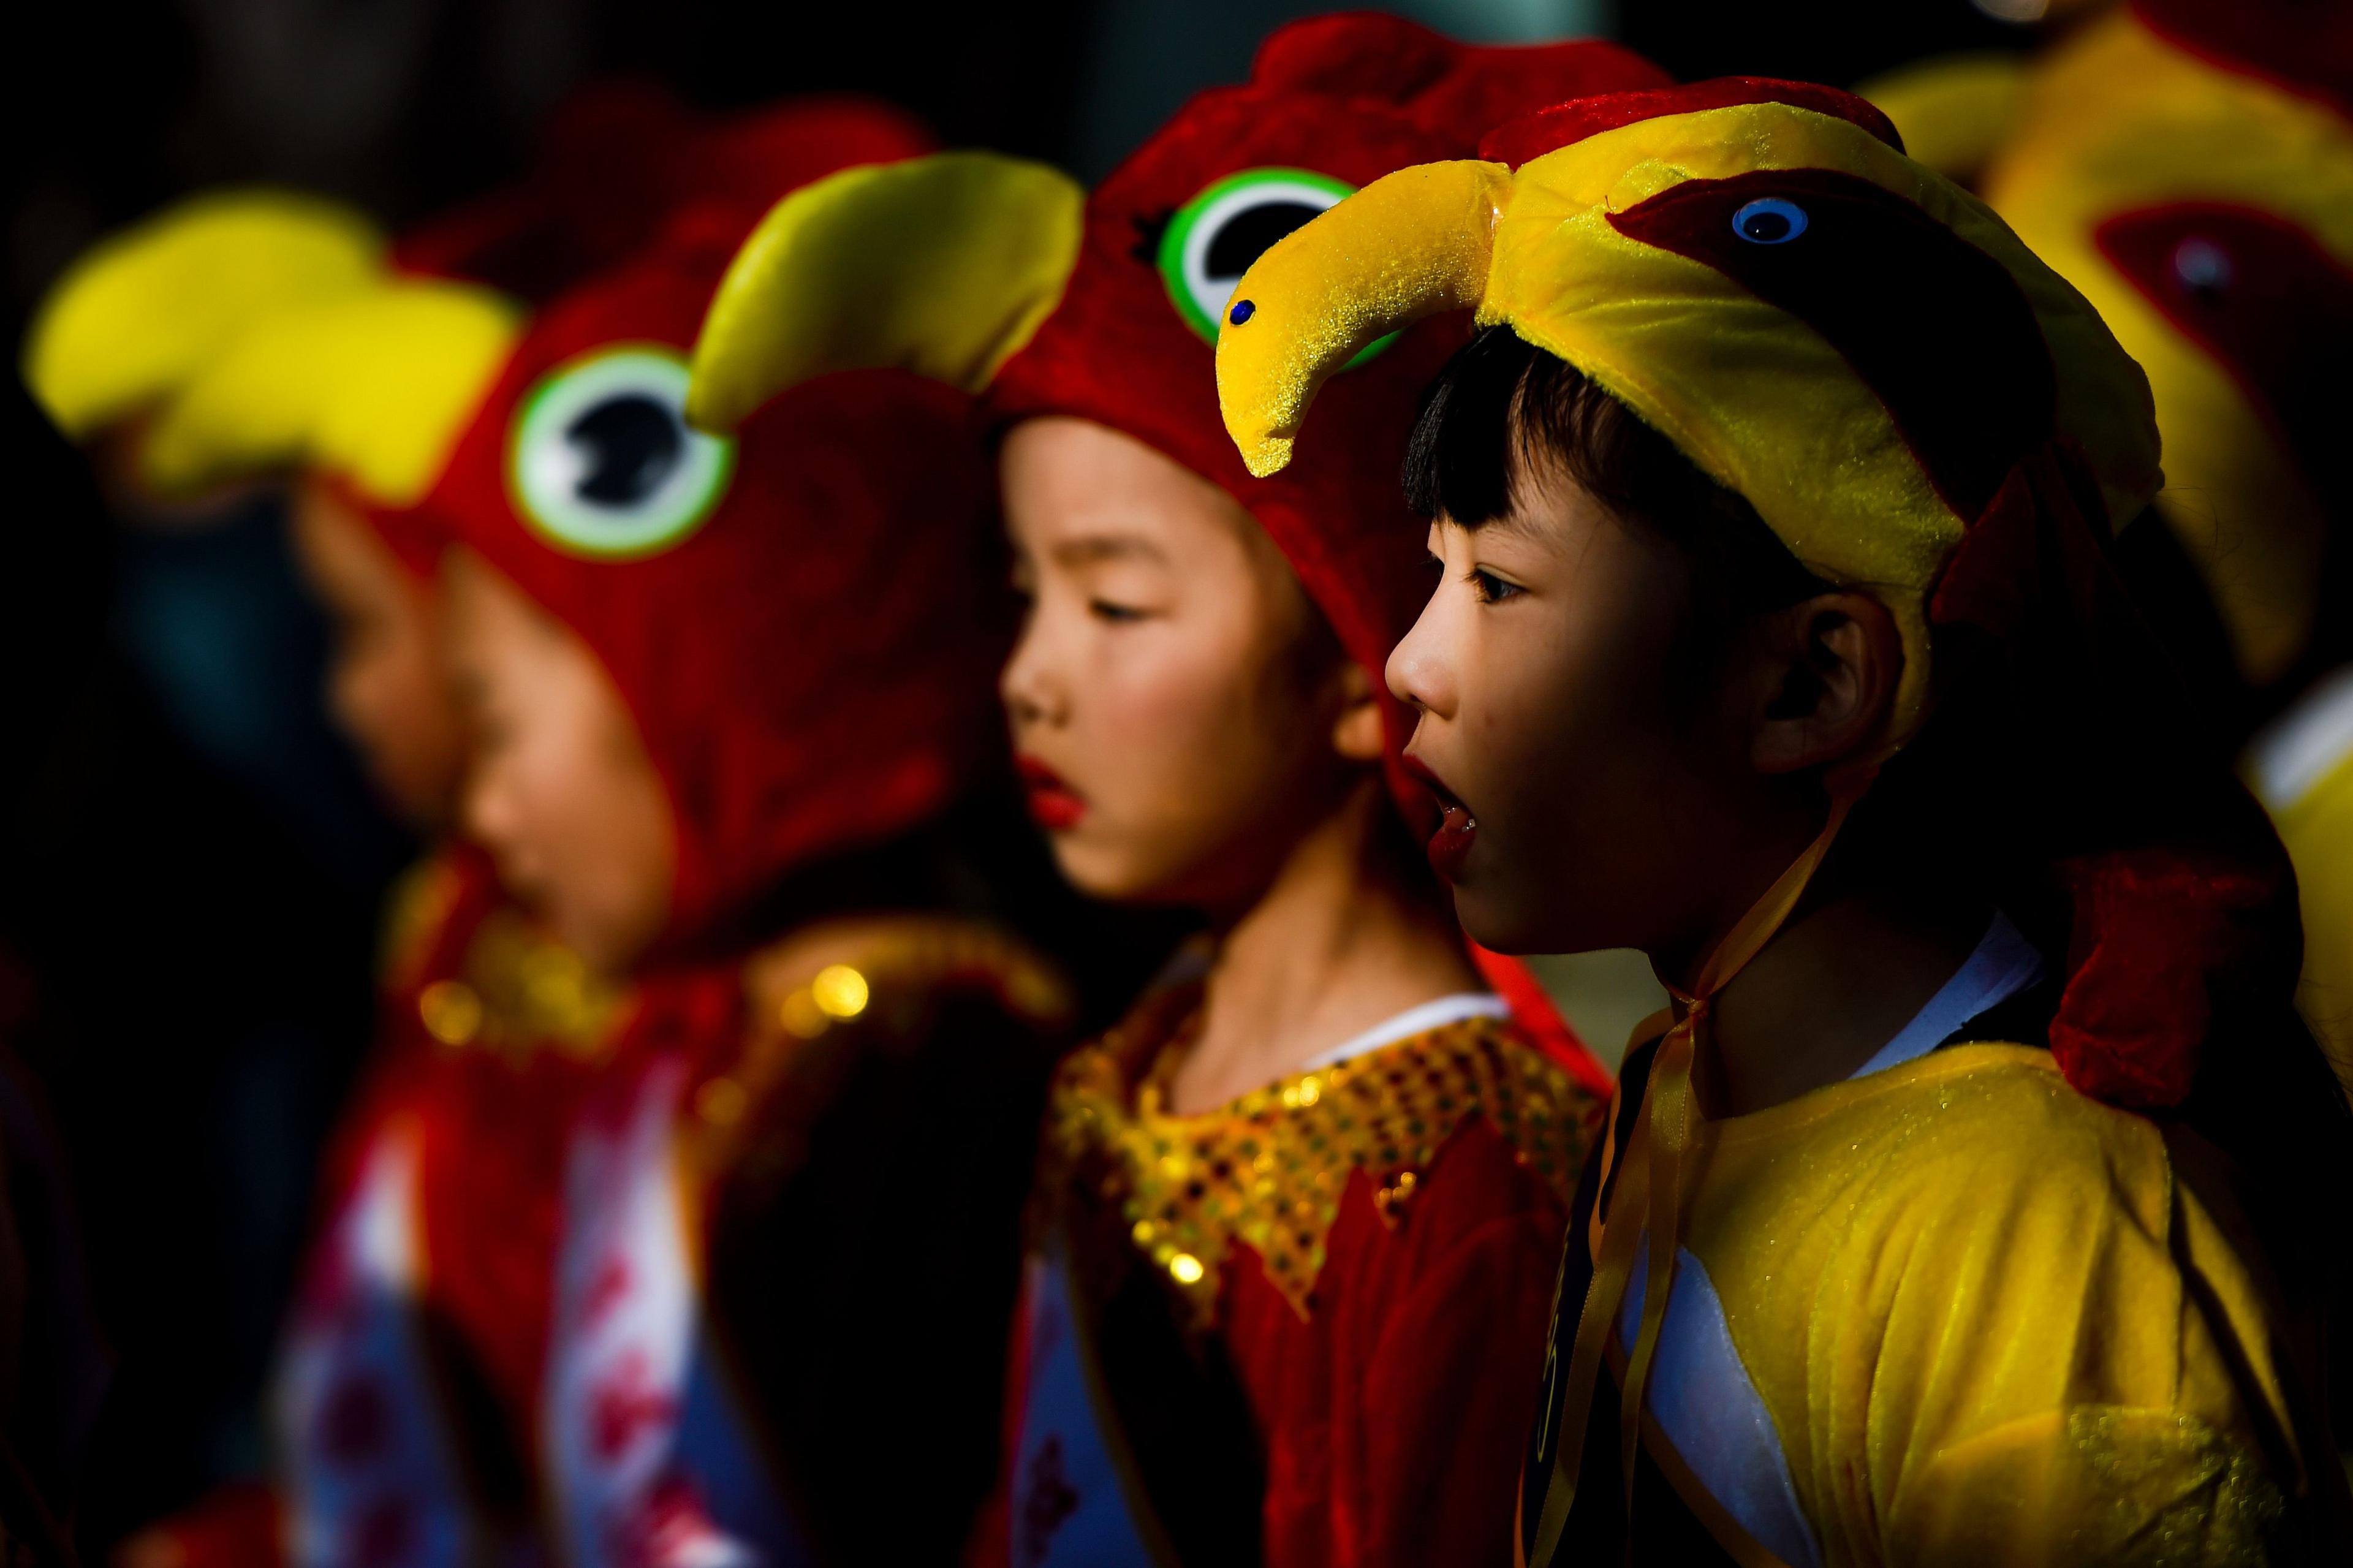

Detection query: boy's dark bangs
xmin=1402 ymin=325 xmax=1536 ymax=526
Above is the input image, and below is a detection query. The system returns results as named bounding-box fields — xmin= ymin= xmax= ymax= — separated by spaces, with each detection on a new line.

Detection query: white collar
xmin=2248 ymin=663 xmax=2353 ymax=811
xmin=1300 ymin=993 xmax=1511 ymax=1070
xmin=1847 ymin=911 xmax=2047 ymax=1081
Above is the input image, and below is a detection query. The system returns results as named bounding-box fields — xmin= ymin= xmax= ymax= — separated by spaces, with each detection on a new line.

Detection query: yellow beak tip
xmin=1241 ymin=437 xmax=1294 ymax=479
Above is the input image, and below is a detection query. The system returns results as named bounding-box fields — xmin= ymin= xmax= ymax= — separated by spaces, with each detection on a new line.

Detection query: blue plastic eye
xmin=1732 ymin=197 xmax=1809 ymax=245
xmin=1229 ymin=299 xmax=1256 ymax=325
xmin=2171 ymin=237 xmax=2233 ymax=298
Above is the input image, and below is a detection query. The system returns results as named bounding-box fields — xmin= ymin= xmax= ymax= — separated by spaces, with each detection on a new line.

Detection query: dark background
xmin=3 ymin=0 xmax=2048 ymax=1553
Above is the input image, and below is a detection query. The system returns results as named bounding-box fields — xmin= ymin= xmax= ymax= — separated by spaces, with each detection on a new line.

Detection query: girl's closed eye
xmin=1089 ymin=596 xmax=1153 ymax=624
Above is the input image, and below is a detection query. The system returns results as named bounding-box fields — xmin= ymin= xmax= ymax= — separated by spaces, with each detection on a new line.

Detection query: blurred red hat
xmin=425 ymin=206 xmax=1008 ymax=951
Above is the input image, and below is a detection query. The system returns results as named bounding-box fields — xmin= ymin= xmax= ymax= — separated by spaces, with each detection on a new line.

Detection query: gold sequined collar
xmin=416 ymin=905 xmax=626 ymax=1062
xmin=1047 ymin=987 xmax=1594 ymax=1325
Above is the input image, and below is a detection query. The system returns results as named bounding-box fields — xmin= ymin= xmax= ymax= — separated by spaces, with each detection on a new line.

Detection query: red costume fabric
xmin=983 ymin=17 xmax=1661 ymax=1567
xmin=1008 ymin=989 xmax=1592 ymax=1568
xmin=153 ymin=847 xmax=630 ymax=1568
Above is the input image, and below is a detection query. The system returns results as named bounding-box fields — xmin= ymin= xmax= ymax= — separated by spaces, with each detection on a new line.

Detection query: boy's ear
xmin=1330 ymin=659 xmax=1387 ymax=763
xmin=1747 ymin=591 xmax=1903 ymax=776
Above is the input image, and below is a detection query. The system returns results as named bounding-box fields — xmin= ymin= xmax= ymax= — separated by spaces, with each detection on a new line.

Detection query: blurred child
xmin=1971 ymin=0 xmax=2353 ymax=1072
xmin=685 ymin=15 xmax=1662 ymax=1564
xmin=25 ymin=92 xmax=944 ymax=1568
xmin=1219 ymin=75 xmax=2353 ymax=1563
xmin=427 ymin=197 xmax=1081 ymax=1566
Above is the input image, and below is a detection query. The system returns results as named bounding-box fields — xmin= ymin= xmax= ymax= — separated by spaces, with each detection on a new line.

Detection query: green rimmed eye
xmin=1158 ymin=168 xmax=1394 ymax=368
xmin=507 ymin=346 xmax=734 ymax=561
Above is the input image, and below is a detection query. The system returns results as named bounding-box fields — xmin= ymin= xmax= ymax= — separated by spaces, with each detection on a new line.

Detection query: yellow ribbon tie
xmin=1529 ymin=768 xmax=1874 ymax=1567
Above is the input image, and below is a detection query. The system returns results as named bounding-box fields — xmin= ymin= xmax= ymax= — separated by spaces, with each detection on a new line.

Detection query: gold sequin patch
xmin=420 ymin=906 xmax=624 ymax=1062
xmin=1048 ymin=999 xmax=1599 ymax=1325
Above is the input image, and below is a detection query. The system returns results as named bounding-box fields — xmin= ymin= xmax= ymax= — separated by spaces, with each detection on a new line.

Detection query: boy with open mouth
xmin=1219 ymin=74 xmax=2353 ymax=1566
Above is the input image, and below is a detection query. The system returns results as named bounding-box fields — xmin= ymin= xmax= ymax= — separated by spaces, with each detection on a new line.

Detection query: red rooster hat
xmin=424 ymin=213 xmax=1007 ymax=952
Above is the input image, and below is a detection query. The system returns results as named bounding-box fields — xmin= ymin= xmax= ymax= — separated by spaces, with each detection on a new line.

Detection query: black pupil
xmin=1742 ymin=209 xmax=1794 ymax=243
xmin=567 ymin=394 xmax=682 ymax=507
xmin=1205 ymin=201 xmax=1325 ymax=281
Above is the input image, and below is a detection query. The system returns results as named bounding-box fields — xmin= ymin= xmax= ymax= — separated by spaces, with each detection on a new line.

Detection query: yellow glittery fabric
xmin=1045 ymin=987 xmax=1596 ymax=1326
xmin=1216 ymin=100 xmax=2162 ymax=752
xmin=1660 ymin=1043 xmax=2297 ymax=1566
xmin=1985 ymin=14 xmax=2353 ymax=686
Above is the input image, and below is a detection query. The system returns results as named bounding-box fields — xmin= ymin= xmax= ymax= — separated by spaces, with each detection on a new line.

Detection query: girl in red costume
xmin=28 ymin=94 xmax=960 ymax=1568
xmin=684 ymin=15 xmax=1663 ymax=1565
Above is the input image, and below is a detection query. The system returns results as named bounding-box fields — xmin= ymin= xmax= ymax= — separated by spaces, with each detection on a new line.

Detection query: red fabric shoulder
xmin=1220 ymin=1118 xmax=1569 ymax=1568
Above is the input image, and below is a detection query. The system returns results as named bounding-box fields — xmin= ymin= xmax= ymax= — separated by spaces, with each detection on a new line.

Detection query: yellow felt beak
xmin=25 ymin=190 xmax=385 ymax=439
xmin=1857 ymin=53 xmax=2030 ymax=187
xmin=141 ymin=281 xmax=521 ymax=506
xmin=687 ymin=151 xmax=1086 ymax=433
xmin=1218 ymin=161 xmax=1512 ymax=479
xmin=26 ymin=188 xmax=521 ymax=507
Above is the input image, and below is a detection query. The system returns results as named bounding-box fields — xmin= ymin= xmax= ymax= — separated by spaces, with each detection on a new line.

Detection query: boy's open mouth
xmin=1403 ymin=754 xmax=1477 ymax=881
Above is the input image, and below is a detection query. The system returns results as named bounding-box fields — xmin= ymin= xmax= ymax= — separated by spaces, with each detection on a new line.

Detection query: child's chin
xmin=1448 ymin=881 xmax=1548 ymax=958
xmin=1047 ymin=836 xmax=1145 ymax=904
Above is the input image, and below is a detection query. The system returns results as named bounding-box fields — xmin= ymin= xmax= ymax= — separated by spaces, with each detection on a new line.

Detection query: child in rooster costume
xmin=684 ymin=15 xmax=1662 ymax=1566
xmin=1949 ymin=0 xmax=2353 ymax=1078
xmin=422 ymin=184 xmax=1085 ymax=1568
xmin=1216 ymin=72 xmax=2353 ymax=1566
xmin=29 ymin=183 xmax=573 ymax=1567
xmin=26 ymin=93 xmax=1043 ymax=1567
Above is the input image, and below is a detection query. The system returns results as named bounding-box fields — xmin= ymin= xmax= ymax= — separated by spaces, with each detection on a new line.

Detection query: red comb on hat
xmin=393 ymin=85 xmax=936 ymax=300
xmin=1479 ymin=77 xmax=1903 ymax=167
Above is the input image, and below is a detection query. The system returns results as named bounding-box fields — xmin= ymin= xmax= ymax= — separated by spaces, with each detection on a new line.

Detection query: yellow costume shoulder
xmin=1684 ymin=1044 xmax=2297 ymax=1566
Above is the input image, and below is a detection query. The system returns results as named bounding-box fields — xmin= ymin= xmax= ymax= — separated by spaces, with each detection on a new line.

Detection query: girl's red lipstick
xmin=1017 ymin=756 xmax=1086 ymax=831
xmin=1404 ymin=756 xmax=1476 ymax=881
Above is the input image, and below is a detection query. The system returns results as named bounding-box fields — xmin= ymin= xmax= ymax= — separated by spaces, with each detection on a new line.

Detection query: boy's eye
xmin=1469 ymin=567 xmax=1523 ymax=604
xmin=1089 ymin=598 xmax=1150 ymax=624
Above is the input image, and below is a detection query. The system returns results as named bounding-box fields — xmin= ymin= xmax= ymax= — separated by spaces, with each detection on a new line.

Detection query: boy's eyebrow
xmin=1051 ymin=533 xmax=1166 ymax=567
xmin=1439 ymin=507 xmax=1544 ymax=542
